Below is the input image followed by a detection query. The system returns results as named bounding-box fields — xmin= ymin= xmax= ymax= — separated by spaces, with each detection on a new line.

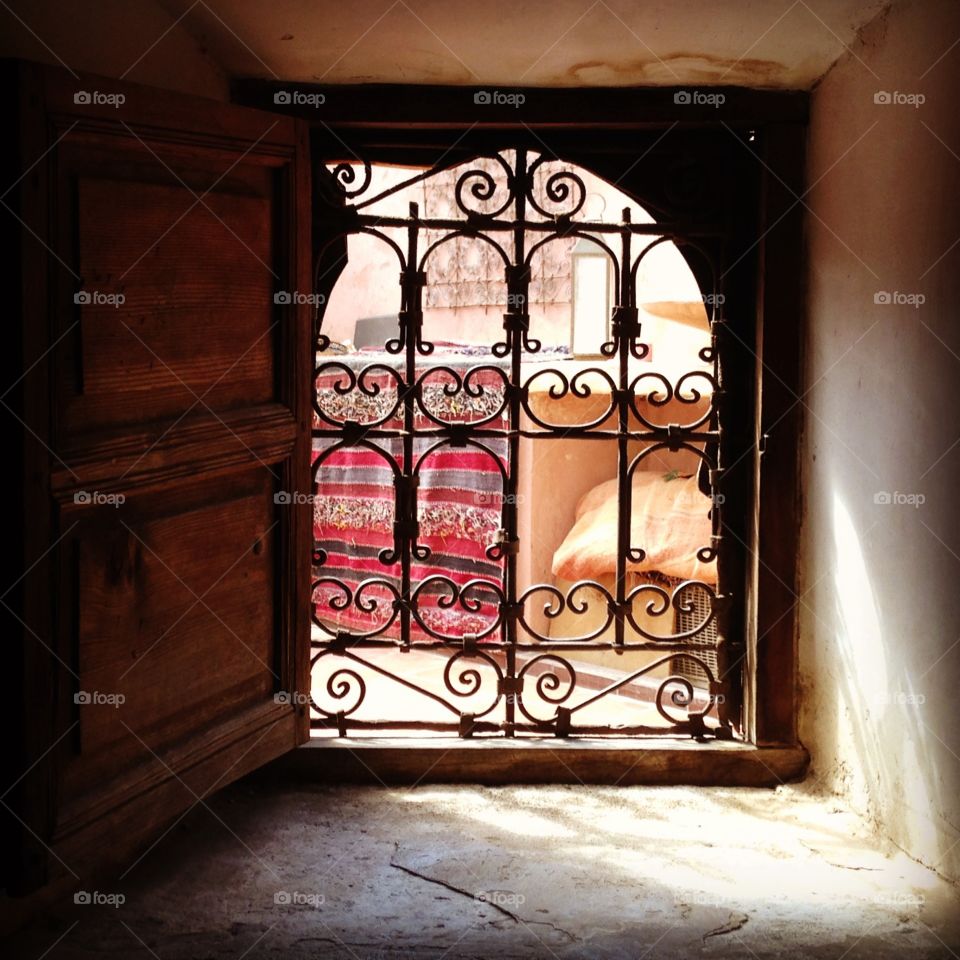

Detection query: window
xmin=309 ymin=147 xmax=745 ymax=740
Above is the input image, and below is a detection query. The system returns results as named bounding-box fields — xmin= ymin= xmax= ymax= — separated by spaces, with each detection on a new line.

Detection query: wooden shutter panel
xmin=5 ymin=60 xmax=311 ymax=895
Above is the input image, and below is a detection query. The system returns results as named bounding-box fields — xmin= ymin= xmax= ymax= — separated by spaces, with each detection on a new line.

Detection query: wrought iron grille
xmin=310 ymin=148 xmax=740 ymax=740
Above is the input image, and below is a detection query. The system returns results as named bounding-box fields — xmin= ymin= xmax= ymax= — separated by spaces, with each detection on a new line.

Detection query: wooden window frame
xmin=244 ymin=82 xmax=807 ymax=782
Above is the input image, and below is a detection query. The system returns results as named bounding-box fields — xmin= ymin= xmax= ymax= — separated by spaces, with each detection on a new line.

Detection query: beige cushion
xmin=551 ymin=471 xmax=717 ymax=584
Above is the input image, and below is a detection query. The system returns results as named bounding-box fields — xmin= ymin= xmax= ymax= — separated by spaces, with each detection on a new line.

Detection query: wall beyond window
xmin=800 ymin=0 xmax=960 ymax=884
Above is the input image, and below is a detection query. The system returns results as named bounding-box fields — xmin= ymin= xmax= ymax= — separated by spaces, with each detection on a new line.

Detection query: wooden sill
xmin=270 ymin=737 xmax=809 ymax=787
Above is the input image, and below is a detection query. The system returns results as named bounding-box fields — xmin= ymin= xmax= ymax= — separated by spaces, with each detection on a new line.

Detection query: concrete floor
xmin=6 ymin=775 xmax=959 ymax=959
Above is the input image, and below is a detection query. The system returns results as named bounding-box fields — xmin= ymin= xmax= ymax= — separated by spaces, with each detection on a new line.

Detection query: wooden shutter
xmin=5 ymin=60 xmax=311 ymax=894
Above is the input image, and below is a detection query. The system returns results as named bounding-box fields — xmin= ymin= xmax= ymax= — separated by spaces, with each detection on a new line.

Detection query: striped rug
xmin=313 ymin=352 xmax=510 ymax=641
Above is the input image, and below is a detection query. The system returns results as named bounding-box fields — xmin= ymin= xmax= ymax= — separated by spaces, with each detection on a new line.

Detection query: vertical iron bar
xmin=400 ymin=201 xmax=420 ymax=651
xmin=614 ymin=208 xmax=633 ymax=648
xmin=503 ymin=151 xmax=528 ymax=737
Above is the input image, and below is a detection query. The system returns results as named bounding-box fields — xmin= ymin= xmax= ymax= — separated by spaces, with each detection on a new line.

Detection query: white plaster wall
xmin=0 ymin=0 xmax=228 ymax=100
xmin=800 ymin=0 xmax=960 ymax=884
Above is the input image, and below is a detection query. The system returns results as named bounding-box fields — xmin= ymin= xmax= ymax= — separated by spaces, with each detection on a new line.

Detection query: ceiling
xmin=158 ymin=0 xmax=890 ymax=89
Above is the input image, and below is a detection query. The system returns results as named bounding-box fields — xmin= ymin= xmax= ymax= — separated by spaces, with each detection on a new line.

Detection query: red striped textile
xmin=312 ymin=356 xmax=509 ymax=641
